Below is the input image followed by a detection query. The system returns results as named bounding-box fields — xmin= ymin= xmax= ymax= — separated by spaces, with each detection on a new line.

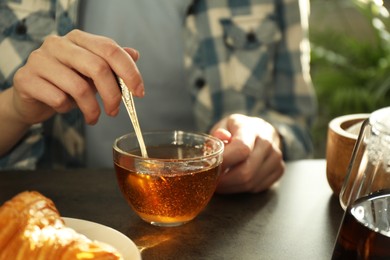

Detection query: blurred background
xmin=309 ymin=0 xmax=390 ymax=157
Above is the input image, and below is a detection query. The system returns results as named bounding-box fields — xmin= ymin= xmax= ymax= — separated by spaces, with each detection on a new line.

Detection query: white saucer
xmin=63 ymin=217 xmax=141 ymax=260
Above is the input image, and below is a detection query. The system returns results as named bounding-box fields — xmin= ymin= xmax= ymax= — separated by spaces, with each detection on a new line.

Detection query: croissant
xmin=0 ymin=191 xmax=123 ymax=260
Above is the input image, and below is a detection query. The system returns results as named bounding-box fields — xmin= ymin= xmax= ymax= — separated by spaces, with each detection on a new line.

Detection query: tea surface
xmin=115 ymin=144 xmax=222 ymax=225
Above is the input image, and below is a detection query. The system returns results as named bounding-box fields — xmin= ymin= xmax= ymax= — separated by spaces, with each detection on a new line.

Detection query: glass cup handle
xmin=339 ymin=118 xmax=370 ymax=210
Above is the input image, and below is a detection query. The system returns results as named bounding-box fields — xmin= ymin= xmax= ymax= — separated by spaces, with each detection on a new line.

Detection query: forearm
xmin=270 ymin=0 xmax=316 ymax=159
xmin=0 ymin=88 xmax=31 ymax=157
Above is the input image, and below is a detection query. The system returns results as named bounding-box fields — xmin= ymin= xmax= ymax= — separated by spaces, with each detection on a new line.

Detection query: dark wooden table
xmin=0 ymin=159 xmax=344 ymax=259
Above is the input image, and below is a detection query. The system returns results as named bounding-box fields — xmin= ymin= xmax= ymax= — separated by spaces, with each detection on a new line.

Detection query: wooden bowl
xmin=326 ymin=114 xmax=369 ymax=196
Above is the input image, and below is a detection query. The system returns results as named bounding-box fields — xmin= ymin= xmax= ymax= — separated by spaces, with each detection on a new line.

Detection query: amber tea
xmin=113 ymin=132 xmax=224 ymax=227
xmin=332 ymin=190 xmax=390 ymax=259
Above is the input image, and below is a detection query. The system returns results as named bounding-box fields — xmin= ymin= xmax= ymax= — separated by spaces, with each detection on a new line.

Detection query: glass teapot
xmin=332 ymin=106 xmax=390 ymax=259
xmin=339 ymin=106 xmax=390 ymax=209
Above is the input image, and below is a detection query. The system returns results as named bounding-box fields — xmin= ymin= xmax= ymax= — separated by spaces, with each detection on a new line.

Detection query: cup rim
xmin=113 ymin=130 xmax=224 ymax=161
xmin=329 ymin=113 xmax=370 ymax=140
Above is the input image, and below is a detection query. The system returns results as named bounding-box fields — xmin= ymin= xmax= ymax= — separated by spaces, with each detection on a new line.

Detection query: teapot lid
xmin=370 ymin=107 xmax=390 ymax=135
xmin=368 ymin=106 xmax=390 ymax=172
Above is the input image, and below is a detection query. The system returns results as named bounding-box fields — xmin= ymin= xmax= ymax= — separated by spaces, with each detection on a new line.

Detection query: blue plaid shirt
xmin=0 ymin=0 xmax=83 ymax=170
xmin=184 ymin=0 xmax=317 ymax=160
xmin=0 ymin=0 xmax=317 ymax=170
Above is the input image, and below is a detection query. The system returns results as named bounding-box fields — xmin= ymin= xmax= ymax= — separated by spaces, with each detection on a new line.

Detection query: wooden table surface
xmin=0 ymin=159 xmax=344 ymax=259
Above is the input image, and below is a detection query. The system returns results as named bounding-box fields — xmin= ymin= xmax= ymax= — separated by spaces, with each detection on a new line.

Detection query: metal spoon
xmin=116 ymin=75 xmax=148 ymax=158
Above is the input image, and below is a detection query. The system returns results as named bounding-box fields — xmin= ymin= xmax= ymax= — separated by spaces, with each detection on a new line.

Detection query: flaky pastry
xmin=0 ymin=191 xmax=123 ymax=260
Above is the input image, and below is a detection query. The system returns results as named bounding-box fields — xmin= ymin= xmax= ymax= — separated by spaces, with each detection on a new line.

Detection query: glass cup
xmin=112 ymin=131 xmax=224 ymax=227
xmin=332 ymin=107 xmax=390 ymax=259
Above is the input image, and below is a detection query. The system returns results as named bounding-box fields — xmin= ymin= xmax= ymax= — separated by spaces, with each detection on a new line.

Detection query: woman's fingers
xmin=13 ymin=30 xmax=144 ymax=125
xmin=66 ymin=30 xmax=144 ymax=95
xmin=216 ymin=137 xmax=284 ymax=194
xmin=123 ymin=47 xmax=140 ymax=62
xmin=21 ymin=46 xmax=102 ymax=124
xmin=211 ymin=114 xmax=285 ymax=194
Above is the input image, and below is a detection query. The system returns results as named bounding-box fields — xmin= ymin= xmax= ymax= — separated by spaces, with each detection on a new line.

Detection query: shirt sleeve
xmin=258 ymin=0 xmax=317 ymax=160
xmin=0 ymin=0 xmax=80 ymax=169
xmin=0 ymin=124 xmax=44 ymax=170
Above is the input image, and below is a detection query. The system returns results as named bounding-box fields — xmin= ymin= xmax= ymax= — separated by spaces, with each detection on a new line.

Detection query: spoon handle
xmin=116 ymin=76 xmax=148 ymax=158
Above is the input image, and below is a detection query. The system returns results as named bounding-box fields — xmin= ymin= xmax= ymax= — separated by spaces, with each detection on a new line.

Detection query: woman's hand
xmin=210 ymin=114 xmax=285 ymax=194
xmin=12 ymin=29 xmax=144 ymax=125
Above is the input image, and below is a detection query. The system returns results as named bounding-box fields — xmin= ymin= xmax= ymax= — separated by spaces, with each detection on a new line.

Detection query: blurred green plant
xmin=309 ymin=0 xmax=390 ymax=157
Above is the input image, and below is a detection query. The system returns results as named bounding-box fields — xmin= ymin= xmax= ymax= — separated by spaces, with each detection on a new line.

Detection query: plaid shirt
xmin=0 ymin=0 xmax=83 ymax=170
xmin=184 ymin=0 xmax=317 ymax=160
xmin=0 ymin=0 xmax=317 ymax=170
